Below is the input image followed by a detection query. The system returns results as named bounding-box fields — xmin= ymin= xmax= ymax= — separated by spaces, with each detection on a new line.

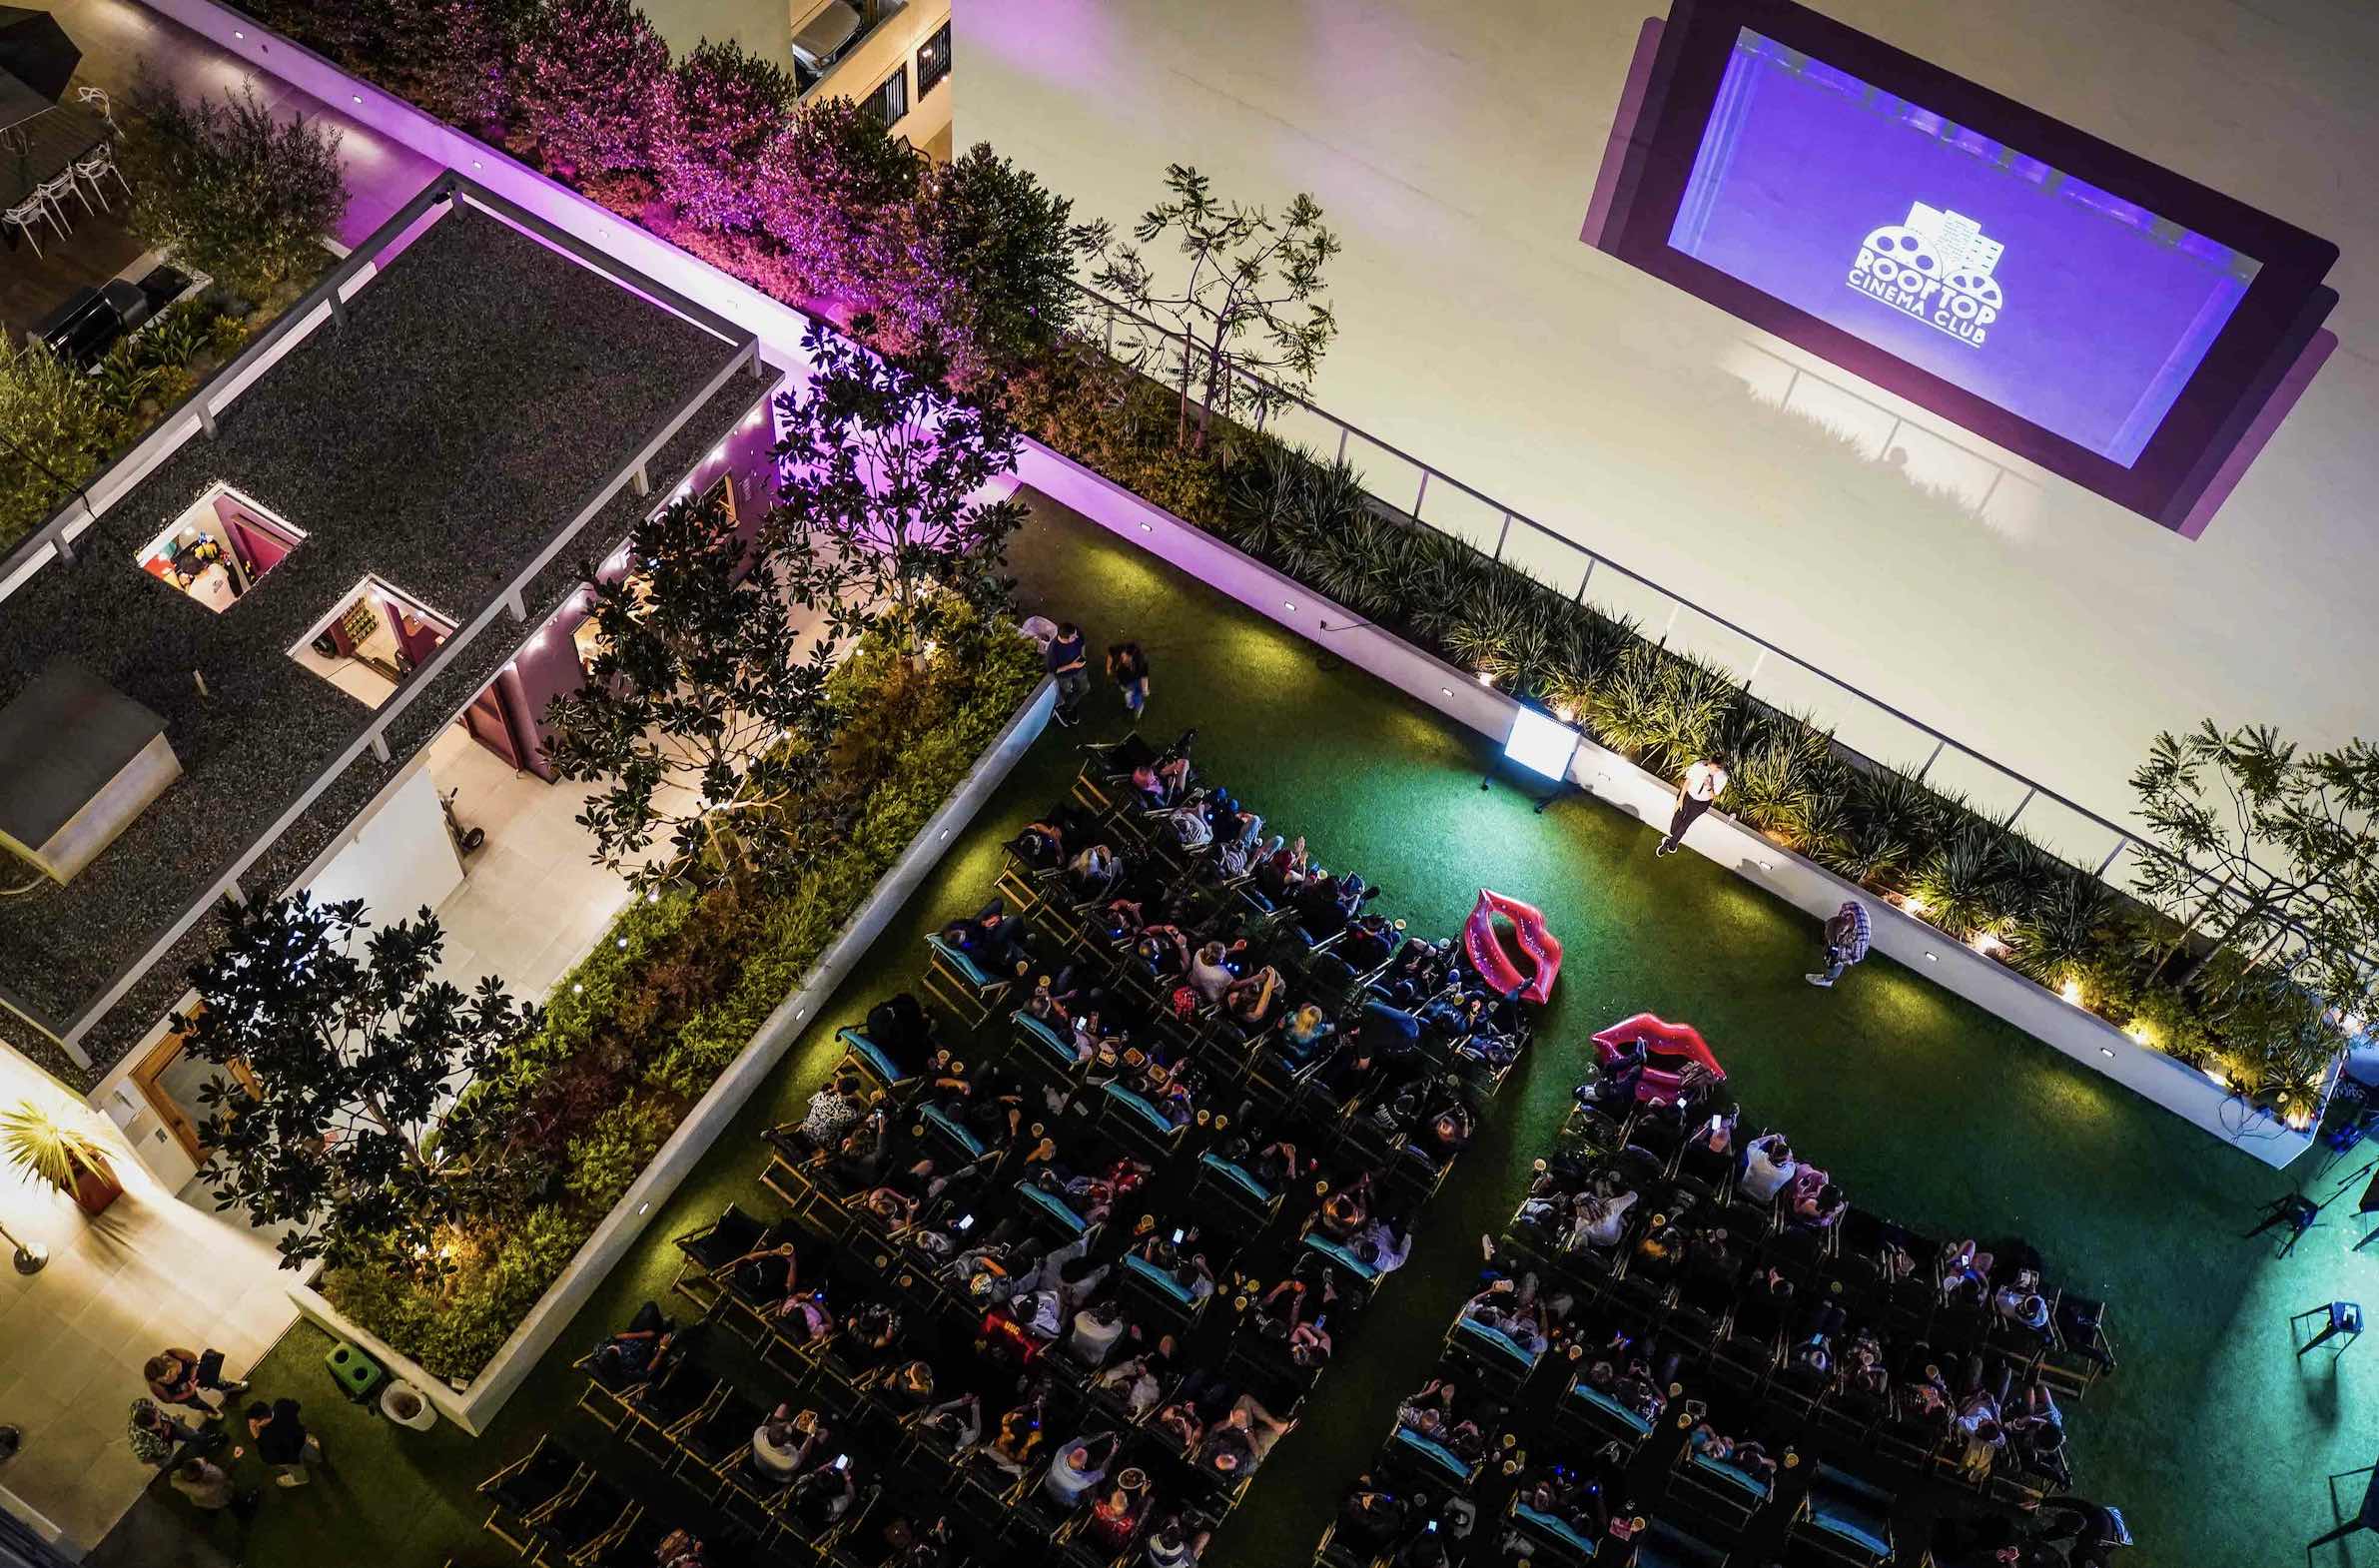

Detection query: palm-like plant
xmin=1728 ymin=715 xmax=1839 ymax=847
xmin=0 ymin=1103 xmax=115 ymax=1193
xmin=2007 ymin=870 xmax=2116 ymax=985
xmin=1586 ymin=641 xmax=1669 ymax=760
xmin=1635 ymin=655 xmax=1741 ymax=780
xmin=1906 ymin=826 xmax=2001 ymax=939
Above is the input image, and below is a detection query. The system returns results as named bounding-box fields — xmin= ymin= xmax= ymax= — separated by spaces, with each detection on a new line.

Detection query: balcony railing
xmin=1067 ymin=283 xmax=2362 ymax=985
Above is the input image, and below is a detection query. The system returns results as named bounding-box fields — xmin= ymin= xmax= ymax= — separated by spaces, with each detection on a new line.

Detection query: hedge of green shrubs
xmin=320 ymin=606 xmax=1042 ymax=1381
xmin=1004 ymin=348 xmax=2342 ymax=1123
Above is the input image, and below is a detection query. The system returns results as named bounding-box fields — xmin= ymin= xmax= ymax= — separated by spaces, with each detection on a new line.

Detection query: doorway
xmin=128 ymin=1012 xmax=259 ymax=1165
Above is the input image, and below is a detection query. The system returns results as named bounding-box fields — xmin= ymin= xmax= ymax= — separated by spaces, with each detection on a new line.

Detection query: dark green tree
xmin=891 ymin=143 xmax=1098 ymax=391
xmin=767 ymin=323 xmax=1027 ymax=660
xmin=509 ymin=0 xmax=673 ymax=177
xmin=178 ymin=894 xmax=539 ymax=1270
xmin=1086 ymin=163 xmax=1340 ymax=449
xmin=122 ymin=85 xmax=348 ymax=304
xmin=2130 ymin=720 xmax=2379 ymax=1020
xmin=542 ymin=494 xmax=841 ymax=894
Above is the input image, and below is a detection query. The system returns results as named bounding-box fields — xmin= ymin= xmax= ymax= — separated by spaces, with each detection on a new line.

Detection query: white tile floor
xmin=419 ymin=723 xmax=636 ymax=1007
xmin=0 ymin=1166 xmax=299 ymax=1553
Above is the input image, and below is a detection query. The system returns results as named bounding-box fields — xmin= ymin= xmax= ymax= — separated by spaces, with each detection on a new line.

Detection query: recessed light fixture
xmin=233 ymin=29 xmax=244 ymax=38
xmin=2098 ymin=1047 xmax=2114 ymax=1058
xmin=1139 ymin=522 xmax=1152 ymax=532
xmin=1440 ymin=687 xmax=1453 ymax=697
xmin=1282 ymin=601 xmax=1295 ymax=612
xmin=471 ymin=160 xmax=482 ymax=171
xmin=1923 ymin=952 xmax=1937 ymax=963
xmin=352 ymin=94 xmax=363 ymax=104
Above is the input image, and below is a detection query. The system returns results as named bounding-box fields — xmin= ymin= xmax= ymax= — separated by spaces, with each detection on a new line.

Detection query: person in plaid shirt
xmin=1807 ymin=900 xmax=1872 ymax=988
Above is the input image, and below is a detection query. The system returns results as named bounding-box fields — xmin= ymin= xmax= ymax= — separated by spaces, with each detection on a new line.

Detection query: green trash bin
xmin=325 ymin=1339 xmax=385 ymax=1402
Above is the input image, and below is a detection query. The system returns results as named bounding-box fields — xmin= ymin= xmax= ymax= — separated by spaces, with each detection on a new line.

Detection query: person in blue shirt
xmin=1047 ymin=622 xmax=1091 ymax=727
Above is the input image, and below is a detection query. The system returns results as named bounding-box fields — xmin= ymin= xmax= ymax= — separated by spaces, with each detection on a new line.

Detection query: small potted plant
xmin=1 ymin=1102 xmax=123 ymax=1216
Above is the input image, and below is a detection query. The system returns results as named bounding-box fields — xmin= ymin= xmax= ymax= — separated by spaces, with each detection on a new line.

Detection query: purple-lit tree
xmin=1087 ymin=164 xmax=1340 ymax=449
xmin=755 ymin=95 xmax=923 ymax=313
xmin=653 ymin=39 xmax=798 ymax=231
xmin=888 ymin=143 xmax=1099 ymax=392
xmin=767 ymin=322 xmax=1026 ymax=660
xmin=510 ymin=0 xmax=673 ymax=178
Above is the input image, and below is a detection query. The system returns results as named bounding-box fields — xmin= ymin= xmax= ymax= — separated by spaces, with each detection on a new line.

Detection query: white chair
xmin=4 ymin=195 xmax=62 ymax=257
xmin=40 ymin=170 xmax=94 ymax=225
xmin=75 ymin=86 xmax=115 ymax=129
xmin=72 ymin=149 xmax=129 ymax=210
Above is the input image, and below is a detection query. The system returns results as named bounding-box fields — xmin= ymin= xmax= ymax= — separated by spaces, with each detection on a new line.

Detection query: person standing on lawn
xmin=1107 ymin=640 xmax=1151 ymax=725
xmin=246 ymin=1398 xmax=326 ymax=1487
xmin=1654 ymin=755 xmax=1730 ymax=857
xmin=1807 ymin=899 xmax=1872 ymax=989
xmin=1048 ymin=622 xmax=1091 ymax=728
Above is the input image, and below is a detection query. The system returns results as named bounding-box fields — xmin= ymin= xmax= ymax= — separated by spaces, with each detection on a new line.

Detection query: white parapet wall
xmin=1013 ymin=438 xmax=2316 ymax=1172
xmin=288 ymin=678 xmax=1056 ymax=1433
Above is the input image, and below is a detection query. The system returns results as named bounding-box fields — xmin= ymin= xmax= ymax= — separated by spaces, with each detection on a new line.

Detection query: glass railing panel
xmin=1413 ymin=475 xmax=1509 ymax=556
xmin=1498 ymin=519 xmax=1596 ymax=600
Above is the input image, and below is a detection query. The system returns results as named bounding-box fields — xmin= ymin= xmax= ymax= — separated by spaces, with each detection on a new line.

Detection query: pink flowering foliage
xmin=511 ymin=0 xmax=673 ymax=177
xmin=653 ymin=39 xmax=797 ymax=233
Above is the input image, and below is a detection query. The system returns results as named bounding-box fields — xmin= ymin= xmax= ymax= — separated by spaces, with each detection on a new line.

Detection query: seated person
xmin=586 ymin=1301 xmax=678 ymax=1385
xmin=793 ymin=1074 xmax=869 ymax=1155
xmin=1070 ymin=844 xmax=1124 ymax=901
xmin=1198 ymin=1395 xmax=1291 ymax=1477
xmin=981 ymin=1392 xmax=1050 ymax=1475
xmin=1188 ymin=941 xmax=1237 ymax=1005
xmin=842 ymin=1300 xmax=902 ymax=1363
xmin=1412 ymin=1090 xmax=1475 ymax=1167
xmin=1336 ymin=1474 xmax=1408 ymax=1553
xmin=1133 ymin=755 xmax=1192 ymax=806
xmin=1044 ymin=1431 xmax=1123 ymax=1510
xmin=1278 ymin=1003 xmax=1335 ymax=1061
xmin=1688 ymin=1422 xmax=1778 ymax=1486
xmin=946 ymin=900 xmax=1032 ymax=975
xmin=1590 ymin=1036 xmax=1648 ymax=1111
xmin=1993 ymin=1271 xmax=2052 ymax=1333
xmin=1145 ymin=1513 xmax=1211 ymax=1568
xmin=723 ymin=1235 xmax=803 ymax=1306
xmin=1012 ymin=818 xmax=1068 ymax=870
xmin=1289 ymin=1315 xmax=1333 ymax=1369
xmin=1069 ymin=1298 xmax=1130 ymax=1367
xmin=1084 ymin=1482 xmax=1149 ymax=1554
xmin=1939 ymin=1238 xmax=1996 ymax=1301
xmin=1567 ymin=1184 xmax=1638 ymax=1251
xmin=776 ymin=1289 xmax=837 ymax=1343
xmin=1355 ymin=1212 xmax=1413 ymax=1273
xmin=1791 ymin=1177 xmax=1847 ymax=1231
xmin=787 ymin=1461 xmax=857 ymax=1530
xmin=1739 ymin=1133 xmax=1798 ymax=1202
xmin=750 ymin=1405 xmax=829 ymax=1481
xmin=1222 ymin=966 xmax=1287 ymax=1032
xmin=864 ymin=991 xmax=934 ymax=1061
xmin=1462 ymin=1284 xmax=1550 ymax=1357
xmin=1094 ymin=1353 xmax=1168 ymax=1417
xmin=1338 ymin=913 xmax=1398 ymax=971
xmin=1317 ymin=1171 xmax=1375 ymax=1240
xmin=1134 ymin=923 xmax=1192 ymax=980
xmin=1377 ymin=936 xmax=1450 ymax=1008
xmin=916 ymin=1391 xmax=983 ymax=1448
xmin=657 ymin=1530 xmax=706 ymax=1568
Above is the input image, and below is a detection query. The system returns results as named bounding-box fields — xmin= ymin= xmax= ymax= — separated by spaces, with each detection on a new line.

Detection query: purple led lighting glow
xmin=1667 ymin=29 xmax=2257 ymax=466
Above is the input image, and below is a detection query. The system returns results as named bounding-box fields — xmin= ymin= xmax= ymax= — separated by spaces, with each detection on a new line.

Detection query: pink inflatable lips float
xmin=1591 ymin=1013 xmax=1726 ymax=1107
xmin=1461 ymin=889 xmax=1564 ymax=1006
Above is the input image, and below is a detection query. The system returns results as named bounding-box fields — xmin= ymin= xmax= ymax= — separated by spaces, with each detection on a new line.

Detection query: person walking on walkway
xmin=1048 ymin=622 xmax=1091 ymax=728
xmin=1107 ymin=641 xmax=1151 ymax=725
xmin=247 ymin=1397 xmax=325 ymax=1487
xmin=1654 ymin=755 xmax=1730 ymax=857
xmin=1807 ymin=900 xmax=1872 ymax=988
xmin=143 ymin=1346 xmax=249 ymax=1419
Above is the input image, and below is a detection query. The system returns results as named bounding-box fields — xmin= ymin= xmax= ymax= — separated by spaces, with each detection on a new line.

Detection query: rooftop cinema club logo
xmin=1848 ymin=202 xmax=2005 ymax=348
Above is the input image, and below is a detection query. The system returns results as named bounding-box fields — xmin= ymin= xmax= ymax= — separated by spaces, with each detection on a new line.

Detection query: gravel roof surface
xmin=0 ymin=205 xmax=750 ymax=1065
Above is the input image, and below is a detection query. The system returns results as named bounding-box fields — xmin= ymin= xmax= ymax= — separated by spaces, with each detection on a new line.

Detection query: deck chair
xmin=1790 ymin=1463 xmax=1896 ymax=1564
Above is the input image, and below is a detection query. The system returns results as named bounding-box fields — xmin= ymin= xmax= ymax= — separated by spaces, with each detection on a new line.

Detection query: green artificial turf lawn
xmin=152 ymin=494 xmax=2372 ymax=1568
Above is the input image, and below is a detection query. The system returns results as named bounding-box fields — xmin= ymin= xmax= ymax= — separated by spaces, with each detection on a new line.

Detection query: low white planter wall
xmin=289 ymin=678 xmax=1056 ymax=1432
xmin=1015 ymin=440 xmax=2313 ymax=1171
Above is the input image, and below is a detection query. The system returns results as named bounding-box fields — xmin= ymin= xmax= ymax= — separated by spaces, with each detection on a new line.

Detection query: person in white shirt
xmin=1573 ymin=1187 xmax=1639 ymax=1250
xmin=1656 ymin=755 xmax=1731 ymax=856
xmin=1739 ymin=1134 xmax=1797 ymax=1201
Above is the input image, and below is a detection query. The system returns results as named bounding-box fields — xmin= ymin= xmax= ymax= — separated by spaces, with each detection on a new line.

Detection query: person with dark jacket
xmin=246 ymin=1398 xmax=324 ymax=1487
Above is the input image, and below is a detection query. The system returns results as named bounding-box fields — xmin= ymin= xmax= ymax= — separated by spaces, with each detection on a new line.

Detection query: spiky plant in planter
xmin=2008 ymin=870 xmax=2117 ymax=986
xmin=1724 ymin=708 xmax=1841 ymax=848
xmin=1634 ymin=654 xmax=1741 ymax=780
xmin=1306 ymin=505 xmax=1405 ymax=619
xmin=1 ymin=1103 xmax=121 ymax=1216
xmin=1441 ymin=569 xmax=1562 ymax=690
xmin=1905 ymin=818 xmax=2017 ymax=940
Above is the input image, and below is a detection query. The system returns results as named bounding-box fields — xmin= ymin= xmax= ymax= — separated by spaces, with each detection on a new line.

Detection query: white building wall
xmin=299 ymin=763 xmax=464 ymax=936
xmin=955 ymin=0 xmax=2379 ymax=827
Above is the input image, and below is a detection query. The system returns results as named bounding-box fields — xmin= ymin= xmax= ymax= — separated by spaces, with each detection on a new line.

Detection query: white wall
xmin=955 ymin=0 xmax=2379 ymax=829
xmin=300 ymin=764 xmax=463 ymax=933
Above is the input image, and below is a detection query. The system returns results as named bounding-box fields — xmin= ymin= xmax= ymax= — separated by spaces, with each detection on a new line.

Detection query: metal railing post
xmin=1576 ymin=557 xmax=1596 ymax=602
xmin=2005 ymin=785 xmax=2037 ymax=828
xmin=1913 ymin=737 xmax=1948 ymax=783
xmin=1412 ymin=470 xmax=1430 ymax=519
xmin=1493 ymin=511 xmax=1512 ymax=562
xmin=1335 ymin=426 xmax=1348 ymax=464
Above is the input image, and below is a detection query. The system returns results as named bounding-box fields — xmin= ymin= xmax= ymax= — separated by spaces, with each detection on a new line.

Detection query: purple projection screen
xmin=1588 ymin=0 xmax=2339 ymax=532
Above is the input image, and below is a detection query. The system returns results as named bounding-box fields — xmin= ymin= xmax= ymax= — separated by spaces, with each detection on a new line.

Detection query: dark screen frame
xmin=1592 ymin=0 xmax=2338 ymax=530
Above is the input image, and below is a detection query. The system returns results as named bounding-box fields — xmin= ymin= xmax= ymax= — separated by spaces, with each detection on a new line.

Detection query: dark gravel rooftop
xmin=0 ymin=204 xmax=750 ymax=1066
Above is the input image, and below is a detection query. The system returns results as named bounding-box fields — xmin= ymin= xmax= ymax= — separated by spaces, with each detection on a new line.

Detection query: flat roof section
xmin=0 ymin=201 xmax=750 ymax=1048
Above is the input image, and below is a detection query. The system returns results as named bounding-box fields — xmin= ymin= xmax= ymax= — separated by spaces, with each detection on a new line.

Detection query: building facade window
xmin=917 ymin=19 xmax=952 ymax=97
xmin=864 ymin=63 xmax=909 ymax=126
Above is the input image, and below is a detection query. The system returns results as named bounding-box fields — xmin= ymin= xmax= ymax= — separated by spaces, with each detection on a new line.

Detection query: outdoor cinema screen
xmin=1586 ymin=0 xmax=2339 ymax=533
xmin=1667 ymin=29 xmax=2255 ymax=467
